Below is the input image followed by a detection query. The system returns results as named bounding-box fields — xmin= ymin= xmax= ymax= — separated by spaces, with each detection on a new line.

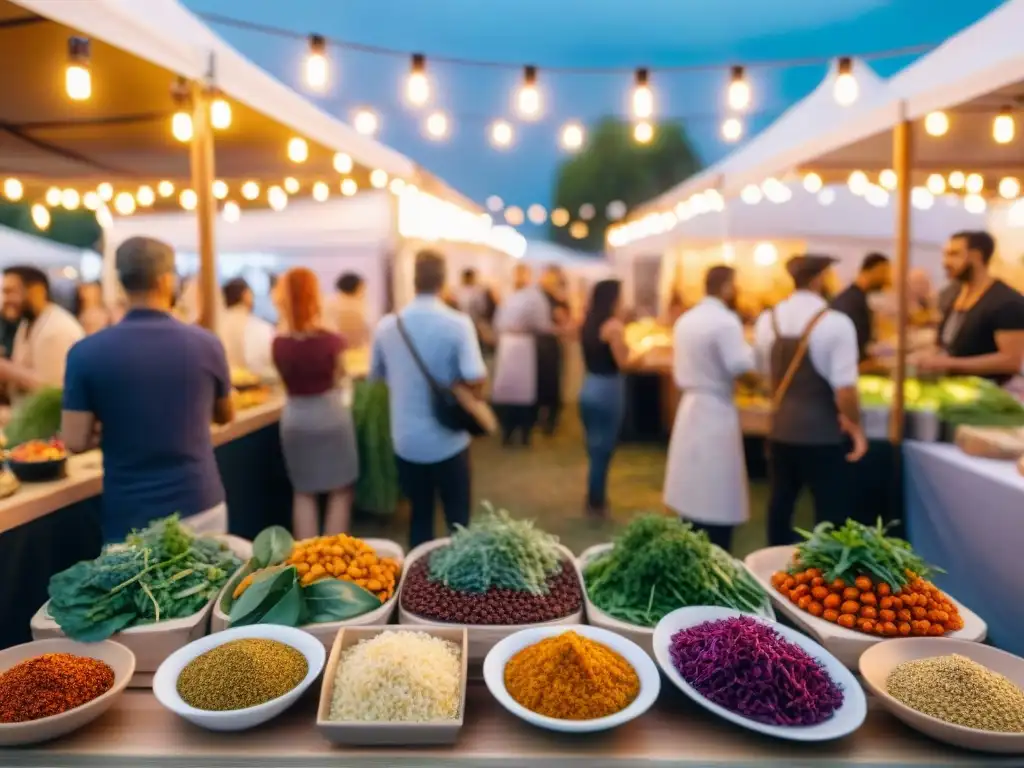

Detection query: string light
xmin=994 ymin=107 xmax=1015 ymax=144
xmin=283 ymin=177 xmax=300 ymax=194
xmin=211 ymin=180 xmax=229 ymax=200
xmin=632 ymin=68 xmax=653 ymax=119
xmin=97 ymin=182 xmax=113 ymax=202
xmin=45 ymin=187 xmax=61 ymax=207
xmin=136 ymin=185 xmax=155 ymax=207
xmin=879 ymin=169 xmax=898 ymax=190
xmin=388 ymin=178 xmax=406 ymax=195
xmin=551 ymin=208 xmax=570 ymax=227
xmin=924 ymin=111 xmax=949 ymax=137
xmin=3 ymin=178 xmax=23 ymax=201
xmin=353 ymin=109 xmax=379 ymax=136
xmin=486 ymin=195 xmax=504 ymax=212
xmin=579 ymin=203 xmax=596 ymax=221
xmin=728 ymin=66 xmax=750 ymax=111
xmin=333 ymin=153 xmax=353 ymax=174
xmin=818 ymin=188 xmax=836 ymax=206
xmin=633 ymin=121 xmax=654 ymax=144
xmin=425 ymin=111 xmax=449 ymax=139
xmin=287 ymin=137 xmax=309 ymax=163
xmin=370 ymin=169 xmax=389 ymax=188
xmin=948 ymin=170 xmax=965 ymax=189
xmin=31 ymin=204 xmax=50 ymax=231
xmin=516 ymin=66 xmax=541 ymax=120
xmin=83 ymin=191 xmax=100 ymax=210
xmin=865 ymin=184 xmax=889 ymax=207
xmin=313 ymin=181 xmax=330 ymax=201
xmin=999 ymin=177 xmax=1020 ymax=199
xmin=560 ymin=122 xmax=585 ymax=151
xmin=180 ymin=189 xmax=197 ymax=210
xmin=964 ymin=194 xmax=987 ymax=214
xmin=926 ymin=173 xmax=946 ymax=194
xmin=965 ymin=173 xmax=984 ymax=194
xmin=60 ymin=188 xmax=80 ymax=210
xmin=527 ymin=204 xmax=547 ymax=225
xmin=223 ymin=201 xmax=241 ymax=222
xmin=490 ymin=119 xmax=514 ymax=149
xmin=65 ymin=37 xmax=91 ymax=101
xmin=741 ymin=184 xmax=763 ymax=204
xmin=113 ymin=192 xmax=136 ymax=215
xmin=341 ymin=178 xmax=358 ymax=196
xmin=802 ymin=173 xmax=822 ymax=193
xmin=406 ymin=54 xmax=430 ymax=107
xmin=504 ymin=206 xmax=524 ymax=226
xmin=268 ymin=185 xmax=288 ymax=211
xmin=172 ymin=111 xmax=193 ymax=142
xmin=833 ymin=57 xmax=858 ymax=106
xmin=753 ymin=242 xmax=778 ymax=266
xmin=158 ymin=180 xmax=174 ymax=198
xmin=911 ymin=187 xmax=934 ymax=210
xmin=721 ymin=117 xmax=743 ymax=142
xmin=569 ymin=221 xmax=588 ymax=239
xmin=848 ymin=170 xmax=869 ymax=195
xmin=211 ymin=97 xmax=232 ymax=130
xmin=305 ymin=34 xmax=328 ymax=91
xmin=241 ymin=181 xmax=260 ymax=200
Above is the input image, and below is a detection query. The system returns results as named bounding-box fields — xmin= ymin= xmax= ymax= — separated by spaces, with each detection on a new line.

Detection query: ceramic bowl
xmin=652 ymin=606 xmax=867 ymax=742
xmin=0 ymin=638 xmax=135 ymax=746
xmin=860 ymin=638 xmax=1024 ymax=753
xmin=152 ymin=624 xmax=325 ymax=732
xmin=483 ymin=624 xmax=660 ymax=733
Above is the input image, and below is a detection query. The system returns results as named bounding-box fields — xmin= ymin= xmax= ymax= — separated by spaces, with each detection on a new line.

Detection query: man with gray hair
xmin=61 ymin=236 xmax=235 ymax=542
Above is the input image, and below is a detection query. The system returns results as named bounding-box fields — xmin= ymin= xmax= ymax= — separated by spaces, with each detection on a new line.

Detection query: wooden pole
xmin=889 ymin=104 xmax=912 ymax=444
xmin=190 ymin=80 xmax=218 ymax=331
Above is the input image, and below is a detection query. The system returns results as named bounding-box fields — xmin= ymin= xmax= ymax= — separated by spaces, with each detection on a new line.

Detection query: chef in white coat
xmin=664 ymin=265 xmax=756 ymax=551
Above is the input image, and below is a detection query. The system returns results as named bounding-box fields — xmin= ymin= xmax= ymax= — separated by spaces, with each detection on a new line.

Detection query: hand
xmin=839 ymin=414 xmax=868 ymax=463
xmin=909 ymin=351 xmax=951 ymax=374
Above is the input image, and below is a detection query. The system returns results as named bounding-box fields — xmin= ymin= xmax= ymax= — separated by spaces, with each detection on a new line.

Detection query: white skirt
xmin=663 ymin=390 xmax=750 ymax=526
xmin=491 ymin=334 xmax=538 ymax=406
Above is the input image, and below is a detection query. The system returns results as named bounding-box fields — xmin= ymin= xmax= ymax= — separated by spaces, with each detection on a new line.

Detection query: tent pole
xmin=190 ymin=80 xmax=218 ymax=331
xmin=889 ymin=104 xmax=912 ymax=444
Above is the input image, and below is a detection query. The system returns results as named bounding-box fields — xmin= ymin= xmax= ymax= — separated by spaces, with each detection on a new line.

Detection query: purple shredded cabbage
xmin=669 ymin=616 xmax=843 ymax=726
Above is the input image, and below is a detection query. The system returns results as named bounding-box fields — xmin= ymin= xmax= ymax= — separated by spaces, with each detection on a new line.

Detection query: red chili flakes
xmin=0 ymin=653 xmax=115 ymax=723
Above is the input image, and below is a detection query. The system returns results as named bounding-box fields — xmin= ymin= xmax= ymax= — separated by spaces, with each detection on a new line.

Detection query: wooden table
xmin=6 ymin=686 xmax=1019 ymax=767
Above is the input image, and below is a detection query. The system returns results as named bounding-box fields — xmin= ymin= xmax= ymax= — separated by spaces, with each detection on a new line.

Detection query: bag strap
xmin=396 ymin=316 xmax=447 ymax=398
xmin=771 ymin=307 xmax=830 ymax=411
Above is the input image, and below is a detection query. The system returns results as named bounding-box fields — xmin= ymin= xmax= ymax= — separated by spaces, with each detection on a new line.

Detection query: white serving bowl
xmin=482 ymin=624 xmax=660 ymax=733
xmin=653 ymin=606 xmax=867 ymax=742
xmin=152 ymin=624 xmax=325 ymax=732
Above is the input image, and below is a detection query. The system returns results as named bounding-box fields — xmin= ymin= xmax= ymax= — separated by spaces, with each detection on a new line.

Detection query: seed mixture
xmin=886 ymin=654 xmax=1024 ymax=733
xmin=0 ymin=653 xmax=115 ymax=723
xmin=504 ymin=631 xmax=639 ymax=720
xmin=176 ymin=638 xmax=308 ymax=711
xmin=328 ymin=631 xmax=461 ymax=723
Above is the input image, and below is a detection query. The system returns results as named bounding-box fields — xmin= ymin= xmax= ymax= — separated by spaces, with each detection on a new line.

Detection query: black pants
xmin=687 ymin=520 xmax=734 ymax=553
xmin=497 ymin=405 xmax=536 ymax=446
xmin=396 ymin=449 xmax=471 ymax=549
xmin=766 ymin=441 xmax=854 ymax=547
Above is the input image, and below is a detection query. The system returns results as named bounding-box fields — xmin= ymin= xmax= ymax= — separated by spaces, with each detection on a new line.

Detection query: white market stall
xmin=0 ymin=224 xmax=94 ymax=272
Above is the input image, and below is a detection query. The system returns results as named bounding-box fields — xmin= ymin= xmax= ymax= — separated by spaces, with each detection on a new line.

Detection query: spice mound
xmin=328 ymin=631 xmax=461 ymax=723
xmin=670 ymin=617 xmax=843 ymax=726
xmin=504 ymin=631 xmax=640 ymax=720
xmin=176 ymin=638 xmax=308 ymax=711
xmin=886 ymin=654 xmax=1024 ymax=733
xmin=0 ymin=653 xmax=115 ymax=723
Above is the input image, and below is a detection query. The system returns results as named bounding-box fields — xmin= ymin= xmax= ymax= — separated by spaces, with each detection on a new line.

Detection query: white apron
xmin=491 ymin=333 xmax=537 ymax=406
xmin=663 ymin=389 xmax=749 ymax=526
xmin=182 ymin=502 xmax=228 ymax=536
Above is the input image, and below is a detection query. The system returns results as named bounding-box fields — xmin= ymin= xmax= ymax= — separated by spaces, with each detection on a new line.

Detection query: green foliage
xmin=584 ymin=514 xmax=768 ymax=627
xmin=302 ymin=578 xmax=382 ymax=624
xmin=253 ymin=525 xmax=293 ymax=568
xmin=47 ymin=515 xmax=242 ymax=642
xmin=550 ymin=118 xmax=702 ymax=251
xmin=0 ymin=201 xmax=102 ymax=250
xmin=5 ymin=387 xmax=63 ymax=447
xmin=352 ymin=380 xmax=400 ymax=514
xmin=427 ymin=503 xmax=563 ymax=595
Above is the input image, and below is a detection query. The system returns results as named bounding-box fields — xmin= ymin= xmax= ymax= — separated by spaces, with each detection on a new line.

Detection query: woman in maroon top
xmin=273 ymin=268 xmax=359 ymax=539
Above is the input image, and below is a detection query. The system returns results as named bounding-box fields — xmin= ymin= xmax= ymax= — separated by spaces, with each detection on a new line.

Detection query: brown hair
xmin=414 ymin=250 xmax=446 ymax=295
xmin=278 ymin=267 xmax=322 ymax=332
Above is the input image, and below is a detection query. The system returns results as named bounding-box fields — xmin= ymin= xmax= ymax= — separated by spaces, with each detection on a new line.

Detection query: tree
xmin=550 ymin=118 xmax=702 ymax=252
xmin=0 ymin=202 xmax=102 ymax=250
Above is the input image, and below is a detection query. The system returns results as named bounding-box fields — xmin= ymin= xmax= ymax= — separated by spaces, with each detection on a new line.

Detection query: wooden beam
xmin=189 ymin=81 xmax=218 ymax=332
xmin=889 ymin=107 xmax=912 ymax=444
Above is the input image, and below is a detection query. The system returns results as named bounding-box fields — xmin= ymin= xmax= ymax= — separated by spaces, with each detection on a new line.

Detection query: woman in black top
xmin=578 ymin=280 xmax=632 ymax=517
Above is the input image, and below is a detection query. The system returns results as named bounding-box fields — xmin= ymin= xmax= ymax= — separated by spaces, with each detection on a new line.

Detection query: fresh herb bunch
xmin=428 ymin=504 xmax=563 ymax=595
xmin=352 ymin=381 xmax=400 ymax=515
xmin=4 ymin=387 xmax=63 ymax=447
xmin=48 ymin=515 xmax=242 ymax=642
xmin=584 ymin=514 xmax=767 ymax=627
xmin=790 ymin=519 xmax=939 ymax=588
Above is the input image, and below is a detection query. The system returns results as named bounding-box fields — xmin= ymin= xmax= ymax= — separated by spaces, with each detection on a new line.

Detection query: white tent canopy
xmin=0 ymin=225 xmax=92 ymax=270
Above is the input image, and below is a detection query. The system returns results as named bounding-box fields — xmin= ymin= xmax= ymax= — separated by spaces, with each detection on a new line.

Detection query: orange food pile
xmin=770 ymin=568 xmax=964 ymax=637
xmin=9 ymin=438 xmax=65 ymax=463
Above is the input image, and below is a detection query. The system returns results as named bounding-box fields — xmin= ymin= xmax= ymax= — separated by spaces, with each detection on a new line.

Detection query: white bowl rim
xmin=483 ymin=624 xmax=661 ymax=731
xmin=153 ymin=624 xmax=325 ymax=719
xmin=0 ymin=638 xmax=135 ymax=730
xmin=860 ymin=638 xmax=1024 ymax=740
xmin=652 ymin=606 xmax=867 ymax=742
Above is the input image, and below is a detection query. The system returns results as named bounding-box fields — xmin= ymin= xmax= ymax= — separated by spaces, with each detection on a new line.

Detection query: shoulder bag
xmin=770 ymin=307 xmax=830 ymax=411
xmin=396 ymin=316 xmax=497 ymax=437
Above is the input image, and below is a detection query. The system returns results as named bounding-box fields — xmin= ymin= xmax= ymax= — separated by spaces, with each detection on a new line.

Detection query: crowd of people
xmin=0 ymin=227 xmax=1020 ymax=555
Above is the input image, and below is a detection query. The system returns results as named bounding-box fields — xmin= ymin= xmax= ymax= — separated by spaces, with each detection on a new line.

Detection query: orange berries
xmin=841 ymin=600 xmax=861 ymax=615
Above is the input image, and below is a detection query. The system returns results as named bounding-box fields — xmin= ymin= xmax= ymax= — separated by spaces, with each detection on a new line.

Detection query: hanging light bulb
xmin=833 ymin=57 xmax=858 ymax=106
xmin=911 ymin=187 xmax=935 ymax=211
xmin=156 ymin=181 xmax=173 ymax=198
xmin=333 ymin=152 xmax=353 ymax=173
xmin=741 ymin=184 xmax=763 ymax=204
xmin=222 ymin=201 xmax=240 ymax=223
xmin=964 ymin=194 xmax=987 ymax=214
xmin=136 ymin=185 xmax=155 ymax=207
xmin=560 ymin=122 xmax=585 ymax=151
xmin=341 ymin=178 xmax=358 ymax=197
xmin=210 ymin=97 xmax=232 ymax=130
xmin=212 ymin=180 xmax=229 ymax=200
xmin=965 ymin=173 xmax=984 ymax=194
xmin=948 ymin=170 xmax=966 ymax=190
xmin=370 ymin=170 xmax=388 ymax=189
xmin=631 ymin=68 xmax=654 ymax=119
xmin=180 ymin=189 xmax=197 ymax=211
xmin=633 ymin=121 xmax=654 ymax=144
xmin=424 ymin=111 xmax=449 ymax=140
xmin=268 ymin=185 xmax=288 ymax=211
xmin=45 ymin=187 xmax=62 ymax=207
xmin=490 ymin=119 xmax=514 ymax=149
xmin=388 ymin=178 xmax=405 ymax=195
xmin=994 ymin=107 xmax=1015 ymax=144
xmin=999 ymin=177 xmax=1020 ymax=200
xmin=516 ymin=65 xmax=541 ymax=120
xmin=283 ymin=177 xmax=300 ymax=194
xmin=60 ymin=189 xmax=80 ymax=210
xmin=879 ymin=169 xmax=898 ymax=190
xmin=172 ymin=112 xmax=193 ymax=142
xmin=803 ymin=173 xmax=823 ymax=193
xmin=97 ymin=182 xmax=113 ymax=202
xmin=818 ymin=188 xmax=836 ymax=206
xmin=83 ymin=191 xmax=100 ymax=210
xmin=31 ymin=204 xmax=50 ymax=231
xmin=486 ymin=195 xmax=504 ymax=212
xmin=305 ymin=34 xmax=328 ymax=91
xmin=926 ymin=173 xmax=946 ymax=195
xmin=727 ymin=66 xmax=751 ymax=111
xmin=113 ymin=192 xmax=136 ymax=216
xmin=551 ymin=208 xmax=570 ymax=227
xmin=569 ymin=221 xmax=588 ymax=240
xmin=241 ymin=181 xmax=260 ymax=201
xmin=848 ymin=170 xmax=869 ymax=195
xmin=527 ymin=204 xmax=547 ymax=225
xmin=721 ymin=117 xmax=743 ymax=142
xmin=353 ymin=109 xmax=379 ymax=137
xmin=65 ymin=37 xmax=91 ymax=101
xmin=312 ymin=181 xmax=330 ymax=202
xmin=287 ymin=137 xmax=309 ymax=163
xmin=405 ymin=54 xmax=430 ymax=107
xmin=924 ymin=111 xmax=949 ymax=137
xmin=3 ymin=178 xmax=23 ymax=201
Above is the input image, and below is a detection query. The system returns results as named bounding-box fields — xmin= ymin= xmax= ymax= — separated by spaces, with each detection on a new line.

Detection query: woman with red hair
xmin=272 ymin=267 xmax=359 ymax=538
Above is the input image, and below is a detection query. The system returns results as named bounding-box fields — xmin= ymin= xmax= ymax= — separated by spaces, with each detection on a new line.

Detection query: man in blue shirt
xmin=370 ymin=250 xmax=487 ymax=547
xmin=61 ymin=236 xmax=235 ymax=542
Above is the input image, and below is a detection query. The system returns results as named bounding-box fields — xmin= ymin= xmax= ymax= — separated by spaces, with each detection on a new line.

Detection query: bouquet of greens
xmin=5 ymin=387 xmax=63 ymax=447
xmin=352 ymin=380 xmax=400 ymax=515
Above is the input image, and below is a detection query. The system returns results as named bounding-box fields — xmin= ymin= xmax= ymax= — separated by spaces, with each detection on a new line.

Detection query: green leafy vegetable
xmin=47 ymin=515 xmax=242 ymax=642
xmin=583 ymin=514 xmax=768 ymax=628
xmin=302 ymin=578 xmax=381 ymax=623
xmin=253 ymin=526 xmax=294 ymax=568
xmin=227 ymin=565 xmax=294 ymax=626
xmin=5 ymin=387 xmax=63 ymax=447
xmin=352 ymin=381 xmax=400 ymax=514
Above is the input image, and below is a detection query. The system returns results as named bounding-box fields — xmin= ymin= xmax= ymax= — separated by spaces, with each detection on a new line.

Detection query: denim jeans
xmin=578 ymin=373 xmax=626 ymax=509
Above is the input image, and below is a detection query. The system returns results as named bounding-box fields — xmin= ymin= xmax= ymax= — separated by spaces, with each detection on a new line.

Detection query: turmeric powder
xmin=503 ymin=631 xmax=639 ymax=720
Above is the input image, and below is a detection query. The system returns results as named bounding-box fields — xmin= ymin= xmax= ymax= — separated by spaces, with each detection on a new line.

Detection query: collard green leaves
xmin=302 ymin=578 xmax=381 ymax=624
xmin=253 ymin=526 xmax=294 ymax=569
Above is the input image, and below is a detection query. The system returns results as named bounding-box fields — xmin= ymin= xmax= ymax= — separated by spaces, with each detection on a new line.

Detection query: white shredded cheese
xmin=328 ymin=630 xmax=462 ymax=722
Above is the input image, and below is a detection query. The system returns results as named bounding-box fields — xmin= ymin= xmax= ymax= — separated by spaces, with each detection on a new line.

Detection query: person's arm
xmin=601 ymin=319 xmax=632 ymax=370
xmin=717 ymin=315 xmax=756 ymax=380
xmin=210 ymin=336 xmax=235 ymax=426
xmin=0 ymin=358 xmax=44 ymax=391
xmin=60 ymin=345 xmax=98 ymax=454
xmin=825 ymin=316 xmax=868 ymax=462
xmin=751 ymin=312 xmax=772 ymax=380
xmin=456 ymin=316 xmax=488 ymax=395
xmin=243 ymin=318 xmax=277 ymax=381
xmin=934 ymin=330 xmax=1024 ymax=376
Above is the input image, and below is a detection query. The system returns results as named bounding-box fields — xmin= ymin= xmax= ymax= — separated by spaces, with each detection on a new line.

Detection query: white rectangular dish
xmin=744 ymin=545 xmax=987 ymax=669
xmin=31 ymin=534 xmax=251 ymax=687
xmin=210 ymin=538 xmax=405 ymax=649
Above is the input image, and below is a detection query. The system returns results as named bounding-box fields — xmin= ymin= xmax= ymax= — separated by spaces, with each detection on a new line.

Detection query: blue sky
xmin=184 ymin=0 xmax=1004 ymax=236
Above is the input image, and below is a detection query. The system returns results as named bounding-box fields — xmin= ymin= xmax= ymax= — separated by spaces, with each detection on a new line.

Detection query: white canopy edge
xmin=0 ymin=224 xmax=93 ymax=268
